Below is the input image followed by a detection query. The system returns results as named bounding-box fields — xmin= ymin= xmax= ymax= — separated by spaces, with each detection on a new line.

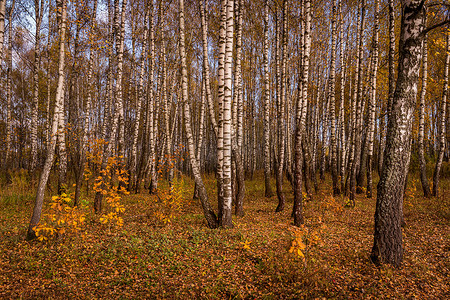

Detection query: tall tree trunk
xmin=5 ymin=0 xmax=14 ymax=170
xmin=418 ymin=36 xmax=431 ymax=197
xmin=30 ymin=0 xmax=44 ymax=174
xmin=179 ymin=0 xmax=218 ymax=229
xmin=366 ymin=0 xmax=379 ymax=198
xmin=293 ymin=0 xmax=311 ymax=227
xmin=129 ymin=4 xmax=149 ymax=193
xmin=339 ymin=3 xmax=347 ymax=195
xmin=221 ymin=0 xmax=234 ymax=227
xmin=329 ymin=0 xmax=339 ymax=196
xmin=275 ymin=0 xmax=287 ymax=212
xmin=0 ymin=0 xmax=6 ymax=63
xmin=233 ymin=0 xmax=245 ymax=217
xmin=379 ymin=0 xmax=397 ymax=173
xmin=432 ymin=30 xmax=449 ymax=197
xmin=371 ymin=0 xmax=425 ymax=267
xmin=349 ymin=0 xmax=365 ymax=204
xmin=146 ymin=1 xmax=157 ymax=195
xmin=217 ymin=0 xmax=227 ymax=221
xmin=263 ymin=0 xmax=274 ymax=198
xmin=27 ymin=0 xmax=67 ymax=240
xmin=75 ymin=0 xmax=98 ymax=206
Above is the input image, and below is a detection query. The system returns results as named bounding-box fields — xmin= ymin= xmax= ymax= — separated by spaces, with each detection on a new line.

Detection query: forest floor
xmin=0 ymin=171 xmax=449 ymax=299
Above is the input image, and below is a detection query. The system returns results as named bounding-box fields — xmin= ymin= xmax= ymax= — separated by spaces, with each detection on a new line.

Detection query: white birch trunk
xmin=27 ymin=0 xmax=67 ymax=239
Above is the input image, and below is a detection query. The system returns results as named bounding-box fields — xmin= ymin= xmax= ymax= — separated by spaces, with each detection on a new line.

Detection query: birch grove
xmin=0 ymin=0 xmax=447 ymax=269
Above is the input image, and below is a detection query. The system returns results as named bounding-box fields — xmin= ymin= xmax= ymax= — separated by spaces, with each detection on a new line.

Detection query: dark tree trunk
xmin=371 ymin=0 xmax=425 ymax=267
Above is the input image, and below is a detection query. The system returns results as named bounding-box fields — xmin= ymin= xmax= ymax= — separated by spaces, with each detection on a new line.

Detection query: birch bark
xmin=27 ymin=0 xmax=67 ymax=240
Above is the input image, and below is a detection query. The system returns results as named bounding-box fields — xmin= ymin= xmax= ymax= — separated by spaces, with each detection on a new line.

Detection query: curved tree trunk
xmin=179 ymin=0 xmax=218 ymax=229
xmin=371 ymin=0 xmax=425 ymax=267
xmin=27 ymin=0 xmax=67 ymax=240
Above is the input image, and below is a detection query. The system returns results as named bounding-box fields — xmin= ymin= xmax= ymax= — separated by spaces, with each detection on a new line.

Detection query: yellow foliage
xmin=33 ymin=193 xmax=86 ymax=241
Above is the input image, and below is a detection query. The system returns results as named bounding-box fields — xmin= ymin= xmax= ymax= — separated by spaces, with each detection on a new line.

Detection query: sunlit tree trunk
xmin=5 ymin=0 xmax=14 ymax=169
xmin=371 ymin=0 xmax=425 ymax=267
xmin=418 ymin=36 xmax=431 ymax=198
xmin=221 ymin=0 xmax=234 ymax=227
xmin=293 ymin=0 xmax=310 ymax=227
xmin=329 ymin=0 xmax=339 ymax=196
xmin=275 ymin=0 xmax=287 ymax=212
xmin=366 ymin=0 xmax=379 ymax=198
xmin=27 ymin=0 xmax=67 ymax=240
xmin=0 ymin=0 xmax=6 ymax=63
xmin=349 ymin=0 xmax=365 ymax=204
xmin=30 ymin=0 xmax=44 ymax=173
xmin=263 ymin=0 xmax=274 ymax=198
xmin=339 ymin=2 xmax=347 ymax=195
xmin=217 ymin=0 xmax=227 ymax=220
xmin=233 ymin=0 xmax=245 ymax=217
xmin=146 ymin=1 xmax=157 ymax=195
xmin=432 ymin=30 xmax=449 ymax=197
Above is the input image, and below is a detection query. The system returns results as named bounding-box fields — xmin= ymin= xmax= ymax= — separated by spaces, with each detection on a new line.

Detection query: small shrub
xmin=33 ymin=193 xmax=86 ymax=241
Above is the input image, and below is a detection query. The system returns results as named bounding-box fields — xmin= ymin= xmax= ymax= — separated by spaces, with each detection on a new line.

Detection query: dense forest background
xmin=0 ymin=0 xmax=449 ymax=298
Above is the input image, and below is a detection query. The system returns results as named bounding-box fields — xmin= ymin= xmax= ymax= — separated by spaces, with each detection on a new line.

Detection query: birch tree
xmin=179 ymin=0 xmax=218 ymax=229
xmin=432 ymin=29 xmax=449 ymax=197
xmin=221 ymin=0 xmax=234 ymax=227
xmin=371 ymin=0 xmax=425 ymax=267
xmin=5 ymin=0 xmax=14 ymax=169
xmin=27 ymin=0 xmax=67 ymax=240
xmin=0 ymin=0 xmax=6 ymax=63
xmin=275 ymin=0 xmax=287 ymax=213
xmin=293 ymin=0 xmax=311 ymax=227
xmin=329 ymin=0 xmax=339 ymax=196
xmin=30 ymin=0 xmax=44 ymax=173
xmin=366 ymin=0 xmax=379 ymax=198
xmin=263 ymin=0 xmax=274 ymax=198
xmin=418 ymin=36 xmax=431 ymax=197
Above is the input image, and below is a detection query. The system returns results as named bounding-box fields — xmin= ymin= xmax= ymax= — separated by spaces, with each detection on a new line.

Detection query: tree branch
xmin=420 ymin=19 xmax=450 ymax=37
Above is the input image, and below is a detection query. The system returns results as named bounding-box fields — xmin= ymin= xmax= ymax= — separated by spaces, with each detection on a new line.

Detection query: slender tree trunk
xmin=293 ymin=0 xmax=310 ymax=226
xmin=349 ymin=0 xmax=365 ymax=204
xmin=275 ymin=0 xmax=287 ymax=212
xmin=75 ymin=0 xmax=98 ymax=206
xmin=27 ymin=0 xmax=67 ymax=240
xmin=179 ymin=0 xmax=218 ymax=229
xmin=263 ymin=0 xmax=274 ymax=198
xmin=30 ymin=0 xmax=44 ymax=174
xmin=329 ymin=0 xmax=339 ymax=196
xmin=0 ymin=0 xmax=6 ymax=63
xmin=233 ymin=0 xmax=245 ymax=217
xmin=371 ymin=0 xmax=425 ymax=267
xmin=339 ymin=7 xmax=347 ymax=195
xmin=366 ymin=0 xmax=379 ymax=198
xmin=432 ymin=30 xmax=449 ymax=197
xmin=379 ymin=0 xmax=397 ymax=173
xmin=215 ymin=0 xmax=228 ymax=221
xmin=129 ymin=5 xmax=149 ymax=193
xmin=5 ymin=0 xmax=14 ymax=170
xmin=418 ymin=36 xmax=431 ymax=197
xmin=220 ymin=0 xmax=234 ymax=227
